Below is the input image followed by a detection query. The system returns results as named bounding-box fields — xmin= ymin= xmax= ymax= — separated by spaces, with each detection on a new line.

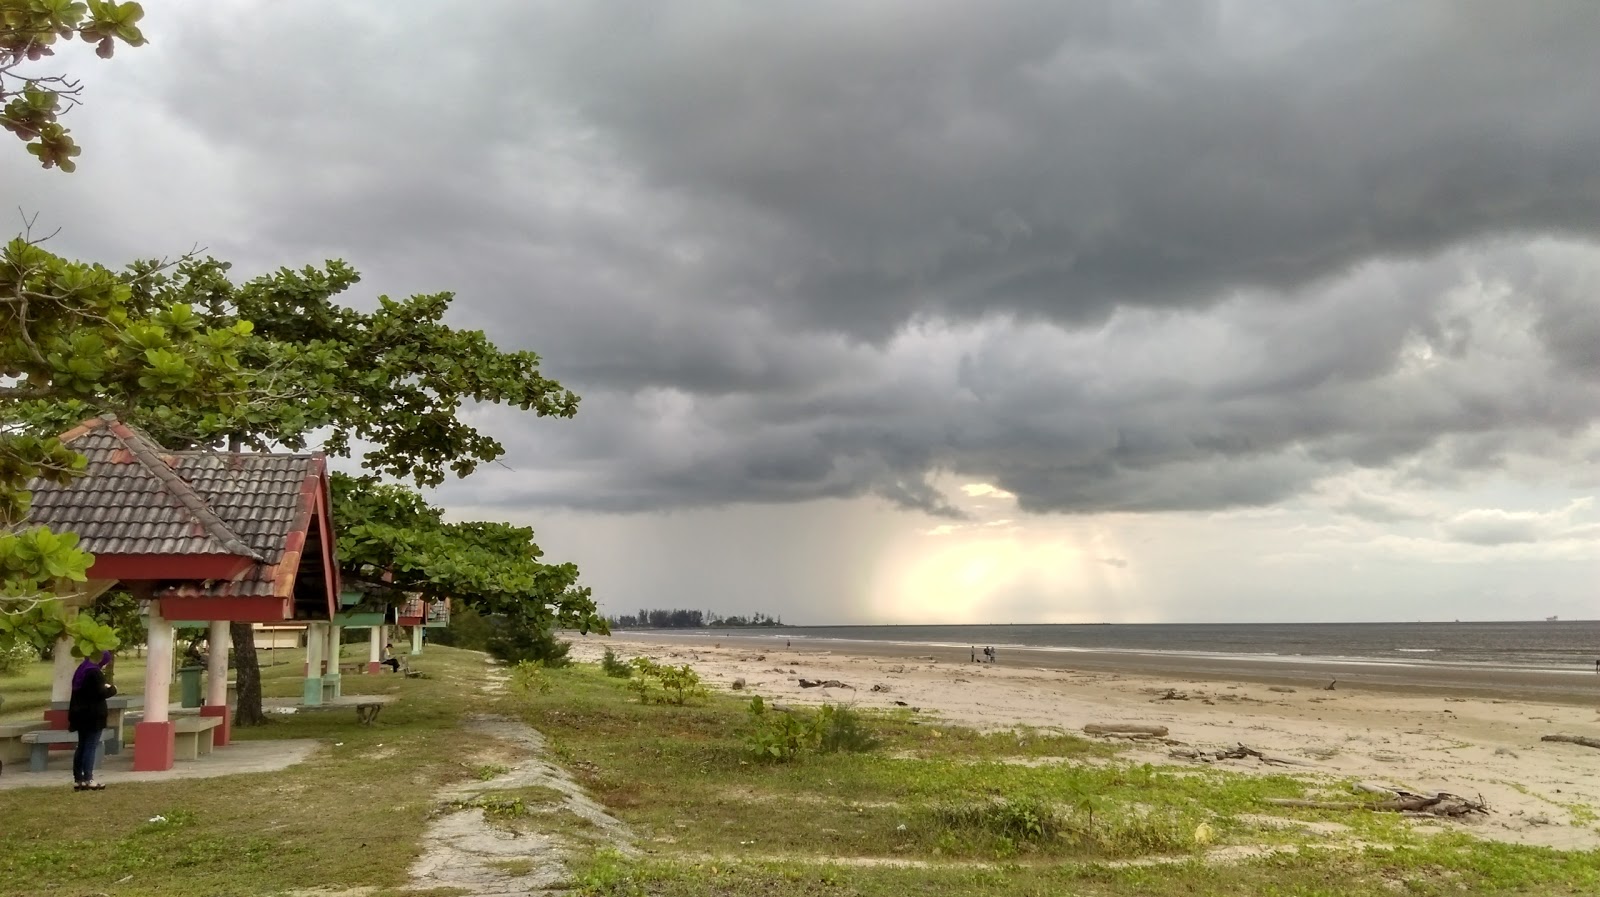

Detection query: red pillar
xmin=133 ymin=721 xmax=176 ymax=771
xmin=200 ymin=704 xmax=231 ymax=747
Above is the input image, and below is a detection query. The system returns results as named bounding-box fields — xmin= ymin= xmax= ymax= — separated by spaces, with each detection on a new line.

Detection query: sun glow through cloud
xmin=870 ymin=478 xmax=1138 ymax=623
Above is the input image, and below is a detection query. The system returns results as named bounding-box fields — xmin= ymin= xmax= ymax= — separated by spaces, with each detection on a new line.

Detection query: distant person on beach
xmin=971 ymin=646 xmax=976 ymax=663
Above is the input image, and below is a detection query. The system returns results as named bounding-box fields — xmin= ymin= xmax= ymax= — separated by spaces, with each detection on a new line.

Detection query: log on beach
xmin=1083 ymin=723 xmax=1169 ymax=737
xmin=1266 ymin=789 xmax=1487 ymax=818
xmin=1541 ymin=734 xmax=1600 ymax=750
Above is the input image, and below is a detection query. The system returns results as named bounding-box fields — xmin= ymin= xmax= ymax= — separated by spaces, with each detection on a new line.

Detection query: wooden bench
xmin=19 ymin=729 xmax=114 ymax=772
xmin=173 ymin=716 xmax=224 ymax=760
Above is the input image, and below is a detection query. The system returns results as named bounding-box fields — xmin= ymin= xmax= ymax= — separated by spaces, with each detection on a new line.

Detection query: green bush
xmin=743 ymin=698 xmax=879 ymax=762
xmin=599 ymin=648 xmax=632 ymax=678
xmin=932 ymin=797 xmax=1062 ymax=843
xmin=744 ymin=695 xmax=820 ymax=761
xmin=509 ymin=660 xmax=554 ymax=695
xmin=816 ymin=704 xmax=879 ymax=754
xmin=486 ymin=618 xmax=571 ymax=668
xmin=430 ymin=603 xmax=493 ymax=651
xmin=0 ymin=641 xmax=35 ymax=676
xmin=625 ymin=657 xmax=707 ymax=705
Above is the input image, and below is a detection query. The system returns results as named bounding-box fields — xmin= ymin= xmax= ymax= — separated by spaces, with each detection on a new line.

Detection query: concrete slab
xmin=0 ymin=738 xmax=320 ymax=790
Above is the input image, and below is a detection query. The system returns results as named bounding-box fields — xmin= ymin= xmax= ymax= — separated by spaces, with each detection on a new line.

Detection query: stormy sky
xmin=8 ymin=1 xmax=1599 ymax=623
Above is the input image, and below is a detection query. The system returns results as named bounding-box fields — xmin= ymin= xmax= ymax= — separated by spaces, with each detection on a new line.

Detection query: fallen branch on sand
xmin=1169 ymin=743 xmax=1308 ymax=767
xmin=1083 ymin=723 xmax=1169 ymax=738
xmin=1155 ymin=689 xmax=1189 ymax=701
xmin=798 ymin=678 xmax=853 ymax=689
xmin=1266 ymin=787 xmax=1488 ymax=818
xmin=1542 ymin=734 xmax=1600 ymax=750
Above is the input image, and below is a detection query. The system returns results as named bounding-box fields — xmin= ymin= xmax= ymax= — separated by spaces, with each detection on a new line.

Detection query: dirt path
xmin=409 ymin=673 xmax=633 ymax=895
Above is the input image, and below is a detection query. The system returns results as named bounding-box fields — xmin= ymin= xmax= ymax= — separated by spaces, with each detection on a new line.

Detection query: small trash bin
xmin=178 ymin=665 xmax=204 ymax=708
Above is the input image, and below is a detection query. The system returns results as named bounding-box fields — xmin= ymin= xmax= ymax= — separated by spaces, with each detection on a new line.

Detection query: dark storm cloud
xmin=506 ymin=0 xmax=1600 ymax=335
xmin=20 ymin=1 xmax=1600 ymax=517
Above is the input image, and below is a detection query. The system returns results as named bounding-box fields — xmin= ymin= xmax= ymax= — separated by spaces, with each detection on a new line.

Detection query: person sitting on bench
xmin=380 ymin=643 xmax=402 ymax=672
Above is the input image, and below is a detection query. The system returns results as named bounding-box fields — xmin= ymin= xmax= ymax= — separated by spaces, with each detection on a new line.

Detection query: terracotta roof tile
xmin=25 ymin=415 xmax=337 ymax=606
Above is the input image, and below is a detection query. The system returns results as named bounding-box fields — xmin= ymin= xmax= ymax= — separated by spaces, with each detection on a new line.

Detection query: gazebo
xmin=26 ymin=414 xmax=340 ymax=771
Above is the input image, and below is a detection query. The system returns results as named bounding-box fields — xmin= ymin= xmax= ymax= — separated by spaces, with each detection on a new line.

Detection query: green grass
xmin=8 ymin=647 xmax=1600 ymax=896
xmin=0 ymin=645 xmax=497 ymax=897
xmin=512 ymin=662 xmax=1600 ymax=896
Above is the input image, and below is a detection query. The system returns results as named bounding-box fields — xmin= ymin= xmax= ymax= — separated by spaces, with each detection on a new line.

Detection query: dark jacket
xmin=67 ymin=666 xmax=117 ymax=733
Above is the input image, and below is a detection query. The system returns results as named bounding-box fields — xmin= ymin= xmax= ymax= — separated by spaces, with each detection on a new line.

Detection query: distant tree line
xmin=608 ymin=609 xmax=787 ymax=629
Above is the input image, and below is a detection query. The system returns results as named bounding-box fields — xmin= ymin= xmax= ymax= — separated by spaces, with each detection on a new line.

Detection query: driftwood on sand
xmin=1266 ymin=786 xmax=1488 ymax=818
xmin=798 ymin=678 xmax=853 ymax=689
xmin=1542 ymin=734 xmax=1600 ymax=750
xmin=1083 ymin=723 xmax=1169 ymax=738
xmin=1169 ymin=743 xmax=1310 ymax=767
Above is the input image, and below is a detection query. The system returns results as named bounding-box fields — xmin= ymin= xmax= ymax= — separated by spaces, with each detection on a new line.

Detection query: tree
xmin=1 ymin=235 xmax=255 ymax=657
xmin=1 ymin=0 xmax=147 ymax=171
xmin=332 ymin=472 xmax=601 ymax=658
xmin=14 ymin=252 xmax=587 ymax=724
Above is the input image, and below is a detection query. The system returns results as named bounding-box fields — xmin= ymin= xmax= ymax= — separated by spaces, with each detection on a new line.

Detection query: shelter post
xmin=410 ymin=624 xmax=423 ymax=656
xmin=133 ymin=603 xmax=177 ymax=771
xmin=202 ymin=619 xmax=231 ymax=746
xmin=324 ymin=624 xmax=342 ymax=699
xmin=367 ymin=625 xmax=382 ymax=674
xmin=303 ymin=622 xmax=325 ymax=706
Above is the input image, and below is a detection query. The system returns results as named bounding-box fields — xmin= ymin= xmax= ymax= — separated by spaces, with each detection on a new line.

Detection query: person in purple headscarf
xmin=67 ymin=650 xmax=116 ymax=791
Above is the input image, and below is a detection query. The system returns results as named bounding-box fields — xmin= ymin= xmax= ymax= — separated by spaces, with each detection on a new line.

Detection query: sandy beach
xmin=573 ymin=631 xmax=1600 ymax=851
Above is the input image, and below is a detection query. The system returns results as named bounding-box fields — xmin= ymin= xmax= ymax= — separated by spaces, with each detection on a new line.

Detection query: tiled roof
xmin=27 ymin=415 xmax=335 ymax=601
xmin=159 ymin=450 xmax=324 ymax=598
xmin=30 ymin=418 xmax=262 ymax=561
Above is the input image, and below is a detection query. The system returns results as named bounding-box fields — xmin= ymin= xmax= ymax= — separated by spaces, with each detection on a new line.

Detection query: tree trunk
xmin=223 ymin=435 xmax=269 ymax=728
xmin=230 ymin=620 xmax=267 ymax=726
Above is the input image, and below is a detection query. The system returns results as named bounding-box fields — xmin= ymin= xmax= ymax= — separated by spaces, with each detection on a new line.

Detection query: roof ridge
xmin=98 ymin=418 xmax=266 ymax=562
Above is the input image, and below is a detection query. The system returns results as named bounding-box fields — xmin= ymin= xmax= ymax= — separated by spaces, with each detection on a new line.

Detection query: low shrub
xmin=0 ymin=641 xmax=34 ymax=676
xmin=487 ymin=619 xmax=571 ymax=668
xmin=626 ymin=657 xmax=708 ymax=705
xmin=933 ymin=797 xmax=1062 ymax=843
xmin=743 ymin=698 xmax=880 ymax=761
xmin=600 ymin=648 xmax=633 ymax=678
xmin=817 ymin=704 xmax=879 ymax=754
xmin=510 ymin=660 xmax=554 ymax=695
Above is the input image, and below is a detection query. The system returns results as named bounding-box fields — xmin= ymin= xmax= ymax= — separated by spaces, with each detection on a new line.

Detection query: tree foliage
xmin=1 ymin=236 xmax=255 ymax=656
xmin=1 ymin=0 xmax=147 ymax=171
xmin=24 ymin=256 xmax=578 ymax=486
xmin=8 ymin=246 xmax=592 ymax=716
xmin=332 ymin=472 xmax=602 ymax=636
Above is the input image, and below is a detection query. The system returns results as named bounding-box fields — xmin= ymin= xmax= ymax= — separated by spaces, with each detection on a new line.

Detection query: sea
xmin=669 ymin=621 xmax=1600 ymax=675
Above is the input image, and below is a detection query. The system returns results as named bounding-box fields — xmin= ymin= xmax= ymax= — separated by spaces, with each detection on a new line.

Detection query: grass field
xmin=3 ymin=645 xmax=1599 ymax=896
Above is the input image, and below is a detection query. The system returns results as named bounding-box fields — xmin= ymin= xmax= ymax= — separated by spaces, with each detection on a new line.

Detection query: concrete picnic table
xmin=264 ymin=693 xmax=396 ymax=725
xmin=48 ymin=695 xmax=143 ymax=755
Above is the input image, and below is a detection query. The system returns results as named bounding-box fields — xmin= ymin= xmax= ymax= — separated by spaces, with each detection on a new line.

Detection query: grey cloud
xmin=1331 ymin=492 xmax=1434 ymax=524
xmin=1437 ymin=503 xmax=1597 ymax=547
xmin=13 ymin=2 xmax=1600 ymax=522
xmin=501 ymin=0 xmax=1600 ymax=336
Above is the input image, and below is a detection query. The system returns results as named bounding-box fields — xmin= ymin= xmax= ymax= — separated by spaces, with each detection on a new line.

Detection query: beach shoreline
xmin=571 ymin=630 xmax=1600 ymax=851
xmin=585 ymin=629 xmax=1600 ymax=705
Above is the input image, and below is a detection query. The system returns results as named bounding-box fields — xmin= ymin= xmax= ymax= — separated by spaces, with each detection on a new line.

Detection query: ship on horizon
xmin=1546 ymin=615 xmax=1559 ymax=622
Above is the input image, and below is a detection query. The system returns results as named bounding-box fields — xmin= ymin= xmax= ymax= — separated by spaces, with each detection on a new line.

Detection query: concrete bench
xmin=173 ymin=716 xmax=224 ymax=761
xmin=0 ymin=721 xmax=50 ymax=773
xmin=19 ymin=729 xmax=114 ymax=773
